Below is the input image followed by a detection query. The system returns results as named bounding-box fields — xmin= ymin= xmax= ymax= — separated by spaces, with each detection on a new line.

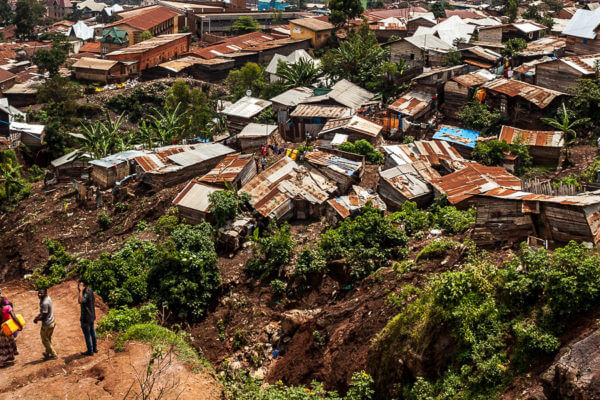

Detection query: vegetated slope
xmin=0 ymin=280 xmax=222 ymax=399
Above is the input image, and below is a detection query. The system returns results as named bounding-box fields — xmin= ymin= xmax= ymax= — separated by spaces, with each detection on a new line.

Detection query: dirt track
xmin=0 ymin=281 xmax=222 ymax=400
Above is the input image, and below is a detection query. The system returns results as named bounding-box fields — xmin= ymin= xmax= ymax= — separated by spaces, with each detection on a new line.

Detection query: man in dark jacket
xmin=78 ymin=279 xmax=97 ymax=356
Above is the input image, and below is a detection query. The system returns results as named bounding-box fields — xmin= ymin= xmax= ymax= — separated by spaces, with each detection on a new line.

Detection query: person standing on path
xmin=34 ymin=288 xmax=57 ymax=360
xmin=78 ymin=280 xmax=97 ymax=356
xmin=0 ymin=288 xmax=22 ymax=367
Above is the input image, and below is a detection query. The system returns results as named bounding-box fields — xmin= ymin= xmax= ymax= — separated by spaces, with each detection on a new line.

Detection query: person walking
xmin=33 ymin=288 xmax=57 ymax=360
xmin=0 ymin=288 xmax=22 ymax=367
xmin=261 ymin=156 xmax=267 ymax=171
xmin=78 ymin=280 xmax=97 ymax=356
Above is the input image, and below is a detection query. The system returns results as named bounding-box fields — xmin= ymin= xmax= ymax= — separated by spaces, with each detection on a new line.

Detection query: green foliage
xmin=431 ymin=1 xmax=453 ymax=18
xmin=147 ymin=222 xmax=221 ymax=321
xmin=390 ymin=201 xmax=430 ymax=234
xmin=27 ymin=164 xmax=45 ymax=182
xmin=32 ymin=239 xmax=75 ymax=290
xmin=581 ymin=157 xmax=600 ymax=183
xmin=270 ymin=279 xmax=286 ymax=296
xmin=14 ymin=0 xmax=45 ymax=38
xmin=33 ymin=47 xmax=66 ymax=76
xmin=458 ymin=101 xmax=503 ymax=136
xmin=0 ymin=149 xmax=30 ymax=207
xmin=294 ymin=247 xmax=327 ymax=280
xmin=320 ymin=205 xmax=408 ymax=281
xmin=321 ymin=26 xmax=398 ymax=93
xmin=75 ymin=111 xmax=129 ymax=159
xmin=430 ymin=206 xmax=476 ymax=234
xmin=328 ymin=0 xmax=363 ymax=26
xmin=208 ymin=189 xmax=250 ymax=228
xmin=246 ymin=221 xmax=294 ymax=279
xmin=502 ymin=38 xmax=527 ymax=58
xmin=225 ymin=62 xmax=265 ymax=101
xmin=416 ymin=240 xmax=458 ymax=262
xmin=97 ymin=211 xmax=113 ymax=230
xmin=541 ymin=102 xmax=590 ymax=144
xmin=114 ymin=201 xmax=129 ymax=213
xmin=472 ymin=139 xmax=510 ymax=166
xmin=229 ymin=16 xmax=261 ymax=34
xmin=255 ymin=107 xmax=276 ymax=124
xmin=569 ymin=78 xmax=600 ymax=129
xmin=443 ymin=51 xmax=463 ymax=67
xmin=136 ymin=220 xmax=148 ymax=232
xmin=505 ymin=0 xmax=518 ymax=22
xmin=375 ymin=241 xmax=600 ymax=399
xmin=276 ymin=58 xmax=323 ymax=88
xmin=137 ymin=103 xmax=189 ymax=147
xmin=153 ymin=213 xmax=180 ymax=236
xmin=0 ymin=0 xmax=14 ymax=25
xmin=139 ymin=30 xmax=153 ymax=41
xmin=106 ymin=87 xmax=162 ymax=123
xmin=337 ymin=139 xmax=384 ymax=164
xmin=165 ymin=80 xmax=216 ymax=140
xmin=97 ymin=303 xmax=158 ymax=334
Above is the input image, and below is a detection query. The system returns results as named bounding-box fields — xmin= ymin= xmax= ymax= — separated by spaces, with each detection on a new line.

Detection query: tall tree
xmin=229 ymin=16 xmax=260 ymax=34
xmin=276 ymin=58 xmax=322 ymax=88
xmin=506 ymin=0 xmax=519 ymax=23
xmin=14 ymin=0 xmax=45 ymax=38
xmin=328 ymin=0 xmax=363 ymax=27
xmin=225 ymin=62 xmax=265 ymax=101
xmin=0 ymin=0 xmax=14 ymax=26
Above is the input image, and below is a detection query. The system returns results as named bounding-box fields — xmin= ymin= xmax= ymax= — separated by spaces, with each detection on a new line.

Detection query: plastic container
xmin=1 ymin=314 xmax=25 ymax=336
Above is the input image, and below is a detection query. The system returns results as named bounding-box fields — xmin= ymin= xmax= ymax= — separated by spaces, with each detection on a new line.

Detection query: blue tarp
xmin=432 ymin=125 xmax=480 ymax=149
xmin=257 ymin=0 xmax=290 ymax=10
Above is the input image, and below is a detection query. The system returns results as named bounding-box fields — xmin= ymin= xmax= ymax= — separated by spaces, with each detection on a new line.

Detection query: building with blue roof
xmin=432 ymin=125 xmax=480 ymax=157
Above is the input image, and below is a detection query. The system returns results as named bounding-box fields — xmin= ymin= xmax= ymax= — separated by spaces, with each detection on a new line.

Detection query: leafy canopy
xmin=229 ymin=16 xmax=261 ymax=34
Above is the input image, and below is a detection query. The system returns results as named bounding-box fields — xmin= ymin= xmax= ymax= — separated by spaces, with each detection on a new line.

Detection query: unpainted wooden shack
xmin=90 ymin=150 xmax=145 ymax=188
xmin=172 ymin=180 xmax=221 ymax=225
xmin=304 ymin=148 xmax=365 ymax=193
xmin=498 ymin=125 xmax=564 ymax=165
xmin=317 ymin=114 xmax=383 ymax=145
xmin=534 ymin=53 xmax=599 ymax=93
xmin=326 ymin=185 xmax=387 ymax=225
xmin=235 ymin=123 xmax=277 ymax=151
xmin=221 ymin=96 xmax=273 ymax=134
xmin=198 ymin=152 xmax=257 ymax=189
xmin=378 ymin=161 xmax=441 ymax=209
xmin=443 ymin=69 xmax=496 ymax=117
xmin=50 ymin=150 xmax=90 ymax=181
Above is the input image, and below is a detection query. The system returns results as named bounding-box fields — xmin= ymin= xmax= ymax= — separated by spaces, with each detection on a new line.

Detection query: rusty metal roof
xmin=328 ymin=185 xmax=387 ymax=218
xmin=498 ymin=125 xmax=565 ymax=148
xmin=477 ymin=187 xmax=600 ymax=207
xmin=304 ymin=150 xmax=363 ymax=177
xmin=521 ymin=37 xmax=566 ymax=56
xmin=241 ymin=156 xmax=337 ymax=219
xmin=198 ymin=153 xmax=253 ymax=185
xmin=383 ymin=140 xmax=465 ymax=168
xmin=388 ymin=91 xmax=432 ymax=117
xmin=290 ymin=104 xmax=352 ymax=119
xmin=380 ymin=161 xmax=441 ymax=200
xmin=319 ymin=114 xmax=382 ymax=138
xmin=172 ymin=179 xmax=221 ymax=213
xmin=451 ymin=69 xmax=496 ymax=87
xmin=481 ymin=78 xmax=566 ymax=109
xmin=554 ymin=53 xmax=600 ymax=75
xmin=431 ymin=163 xmax=522 ymax=205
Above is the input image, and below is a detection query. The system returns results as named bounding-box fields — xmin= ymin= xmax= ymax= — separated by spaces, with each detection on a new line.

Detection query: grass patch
xmin=416 ymin=240 xmax=459 ymax=262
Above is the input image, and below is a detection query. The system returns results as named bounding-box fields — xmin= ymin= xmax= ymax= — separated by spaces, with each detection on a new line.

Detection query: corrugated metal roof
xmin=432 ymin=163 xmax=522 ymax=205
xmin=452 ymin=68 xmax=496 ymax=87
xmin=107 ymin=33 xmax=189 ymax=57
xmin=290 ymin=104 xmax=351 ymax=118
xmin=388 ymin=91 xmax=432 ymax=117
xmin=269 ymin=87 xmax=313 ymax=107
xmin=463 ymin=45 xmax=501 ymax=61
xmin=51 ymin=149 xmax=89 ymax=168
xmin=301 ymin=79 xmax=374 ymax=110
xmin=164 ymin=143 xmax=234 ymax=167
xmin=221 ymin=96 xmax=272 ymax=119
xmin=512 ymin=21 xmax=546 ymax=33
xmin=172 ymin=180 xmax=221 ymax=212
xmin=135 ymin=154 xmax=165 ymax=172
xmin=290 ymin=17 xmax=334 ymax=31
xmin=404 ymin=34 xmax=452 ymax=51
xmin=328 ymin=185 xmax=387 ymax=218
xmin=72 ymin=57 xmax=119 ymax=70
xmin=304 ymin=150 xmax=363 ymax=177
xmin=433 ymin=125 xmax=480 ymax=149
xmin=498 ymin=125 xmax=565 ymax=148
xmin=380 ymin=161 xmax=440 ymax=199
xmin=477 ymin=187 xmax=600 ymax=206
xmin=237 ymin=123 xmax=277 ymax=138
xmin=556 ymin=53 xmax=600 ymax=75
xmin=199 ymin=153 xmax=253 ymax=184
xmin=319 ymin=114 xmax=382 ymax=138
xmin=89 ymin=150 xmax=147 ymax=168
xmin=482 ymin=78 xmax=566 ymax=109
xmin=522 ymin=37 xmax=566 ymax=56
xmin=562 ymin=7 xmax=600 ymax=39
xmin=383 ymin=140 xmax=465 ymax=168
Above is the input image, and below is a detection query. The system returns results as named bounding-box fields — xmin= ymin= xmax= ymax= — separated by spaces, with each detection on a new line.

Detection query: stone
xmin=281 ymin=309 xmax=320 ymax=336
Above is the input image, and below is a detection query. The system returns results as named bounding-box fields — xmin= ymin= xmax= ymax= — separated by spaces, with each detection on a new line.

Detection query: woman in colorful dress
xmin=0 ymin=288 xmax=22 ymax=367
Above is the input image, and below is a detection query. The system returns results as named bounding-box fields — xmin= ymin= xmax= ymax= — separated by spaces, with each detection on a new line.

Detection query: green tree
xmin=443 ymin=51 xmax=463 ymax=66
xmin=541 ymin=102 xmax=590 ymax=144
xmin=502 ymin=38 xmax=527 ymax=57
xmin=0 ymin=0 xmax=14 ymax=25
xmin=366 ymin=0 xmax=384 ymax=8
xmin=569 ymin=78 xmax=600 ymax=125
xmin=431 ymin=1 xmax=450 ymax=18
xmin=0 ymin=151 xmax=30 ymax=206
xmin=138 ymin=103 xmax=189 ymax=147
xmin=457 ymin=100 xmax=503 ymax=136
xmin=229 ymin=16 xmax=261 ymax=34
xmin=75 ymin=111 xmax=128 ymax=159
xmin=139 ymin=30 xmax=153 ymax=41
xmin=328 ymin=0 xmax=363 ymax=27
xmin=506 ymin=0 xmax=519 ymax=22
xmin=165 ymin=80 xmax=215 ymax=139
xmin=246 ymin=221 xmax=294 ymax=279
xmin=522 ymin=4 xmax=541 ymax=20
xmin=33 ymin=48 xmax=66 ymax=76
xmin=14 ymin=0 xmax=45 ymax=38
xmin=472 ymin=139 xmax=510 ymax=166
xmin=276 ymin=58 xmax=323 ymax=88
xmin=540 ymin=16 xmax=554 ymax=31
xmin=321 ymin=26 xmax=397 ymax=92
xmin=208 ymin=189 xmax=250 ymax=228
xmin=225 ymin=62 xmax=265 ymax=101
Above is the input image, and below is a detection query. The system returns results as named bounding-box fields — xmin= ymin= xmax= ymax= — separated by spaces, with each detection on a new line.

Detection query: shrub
xmin=416 ymin=240 xmax=458 ymax=262
xmin=208 ymin=190 xmax=250 ymax=228
xmin=97 ymin=303 xmax=158 ymax=334
xmin=294 ymin=247 xmax=327 ymax=280
xmin=430 ymin=206 xmax=476 ymax=234
xmin=320 ymin=205 xmax=408 ymax=281
xmin=458 ymin=101 xmax=503 ymax=136
xmin=246 ymin=221 xmax=294 ymax=279
xmin=338 ymin=139 xmax=384 ymax=164
xmin=32 ymin=239 xmax=75 ymax=289
xmin=114 ymin=201 xmax=129 ymax=213
xmin=136 ymin=220 xmax=148 ymax=232
xmin=98 ymin=211 xmax=113 ymax=230
xmin=0 ymin=149 xmax=31 ymax=208
xmin=153 ymin=213 xmax=179 ymax=236
xmin=390 ymin=201 xmax=430 ymax=234
xmin=581 ymin=157 xmax=600 ymax=183
xmin=28 ymin=164 xmax=45 ymax=182
xmin=270 ymin=279 xmax=286 ymax=296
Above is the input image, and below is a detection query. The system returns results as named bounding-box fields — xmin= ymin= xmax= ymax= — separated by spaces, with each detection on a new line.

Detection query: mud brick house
xmin=289 ymin=17 xmax=334 ymax=49
xmin=72 ymin=57 xmax=134 ymax=83
xmin=478 ymin=21 xmax=547 ymax=44
xmin=431 ymin=162 xmax=522 ymax=208
xmin=107 ymin=33 xmax=190 ymax=72
xmin=89 ymin=150 xmax=146 ymax=188
xmin=304 ymin=148 xmax=364 ymax=193
xmin=406 ymin=16 xmax=436 ymax=36
xmin=378 ymin=161 xmax=441 ymax=209
xmin=172 ymin=180 xmax=221 ymax=224
xmin=241 ymin=156 xmax=337 ymax=221
xmin=480 ymin=79 xmax=567 ymax=129
xmin=317 ymin=114 xmax=383 ymax=145
xmin=498 ymin=126 xmax=564 ymax=165
xmin=197 ymin=152 xmax=257 ymax=189
xmin=220 ymin=96 xmax=273 ymax=134
xmin=47 ymin=0 xmax=72 ymax=20
xmin=326 ymin=185 xmax=387 ymax=224
xmin=534 ymin=54 xmax=600 ymax=93
xmin=106 ymin=5 xmax=180 ymax=44
xmin=288 ymin=104 xmax=351 ymax=142
xmin=386 ymin=35 xmax=452 ymax=80
xmin=562 ymin=8 xmax=600 ymax=55
xmin=472 ymin=188 xmax=600 ymax=246
xmin=432 ymin=125 xmax=480 ymax=158
xmin=443 ymin=69 xmax=496 ymax=118
xmin=382 ymin=140 xmax=465 ymax=172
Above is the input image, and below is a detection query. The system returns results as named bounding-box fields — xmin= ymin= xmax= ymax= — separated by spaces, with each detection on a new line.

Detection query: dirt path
xmin=0 ymin=281 xmax=222 ymax=400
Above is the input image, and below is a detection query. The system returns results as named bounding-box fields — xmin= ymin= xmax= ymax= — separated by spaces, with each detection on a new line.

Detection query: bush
xmin=581 ymin=157 xmax=600 ymax=183
xmin=32 ymin=239 xmax=75 ymax=289
xmin=416 ymin=240 xmax=458 ymax=262
xmin=246 ymin=221 xmax=294 ymax=279
xmin=294 ymin=247 xmax=327 ymax=280
xmin=431 ymin=206 xmax=476 ymax=234
xmin=97 ymin=303 xmax=158 ymax=334
xmin=208 ymin=190 xmax=250 ymax=228
xmin=114 ymin=202 xmax=129 ymax=213
xmin=270 ymin=279 xmax=286 ymax=296
xmin=106 ymin=87 xmax=163 ymax=122
xmin=98 ymin=211 xmax=113 ymax=230
xmin=338 ymin=140 xmax=384 ymax=164
xmin=136 ymin=220 xmax=148 ymax=232
xmin=320 ymin=205 xmax=408 ymax=281
xmin=154 ymin=213 xmax=179 ymax=236
xmin=28 ymin=164 xmax=45 ymax=182
xmin=390 ymin=201 xmax=430 ymax=234
xmin=458 ymin=101 xmax=503 ymax=136
xmin=0 ymin=149 xmax=31 ymax=208
xmin=76 ymin=102 xmax=102 ymax=118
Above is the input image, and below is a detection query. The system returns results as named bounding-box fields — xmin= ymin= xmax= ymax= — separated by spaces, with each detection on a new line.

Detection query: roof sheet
xmin=498 ymin=125 xmax=564 ymax=148
xmin=50 ymin=149 xmax=89 ymax=168
xmin=79 ymin=41 xmax=101 ymax=53
xmin=304 ymin=150 xmax=363 ymax=177
xmin=388 ymin=91 xmax=432 ymax=117
xmin=404 ymin=34 xmax=452 ymax=51
xmin=237 ymin=122 xmax=277 ymax=138
xmin=107 ymin=6 xmax=179 ymax=31
xmin=433 ymin=125 xmax=480 ymax=149
xmin=199 ymin=153 xmax=254 ymax=184
xmin=269 ymin=86 xmax=313 ymax=107
xmin=557 ymin=53 xmax=600 ymax=75
xmin=107 ymin=33 xmax=189 ymax=57
xmin=69 ymin=20 xmax=95 ymax=40
xmin=380 ymin=161 xmax=440 ymax=199
xmin=451 ymin=68 xmax=496 ymax=87
xmin=328 ymin=185 xmax=387 ymax=218
xmin=302 ymin=79 xmax=374 ymax=110
xmin=512 ymin=21 xmax=546 ymax=33
xmin=482 ymin=78 xmax=566 ymax=109
xmin=476 ymin=187 xmax=600 ymax=207
xmin=432 ymin=163 xmax=521 ymax=205
xmin=221 ymin=96 xmax=272 ymax=119
xmin=319 ymin=114 xmax=382 ymax=137
xmin=72 ymin=57 xmax=119 ymax=70
xmin=562 ymin=7 xmax=600 ymax=39
xmin=522 ymin=37 xmax=566 ymax=56
xmin=290 ymin=104 xmax=351 ymax=118
xmin=172 ymin=180 xmax=220 ymax=212
xmin=188 ymin=31 xmax=276 ymax=60
xmin=290 ymin=17 xmax=334 ymax=31
xmin=265 ymin=49 xmax=316 ymax=74
xmin=383 ymin=140 xmax=465 ymax=168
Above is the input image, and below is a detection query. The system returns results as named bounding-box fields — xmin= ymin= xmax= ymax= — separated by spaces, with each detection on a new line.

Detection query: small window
xmin=410 ymin=53 xmax=415 ymax=60
xmin=584 ymin=39 xmax=589 ymax=44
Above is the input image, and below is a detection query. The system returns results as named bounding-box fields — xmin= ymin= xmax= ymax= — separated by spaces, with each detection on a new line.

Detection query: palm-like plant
xmin=146 ymin=103 xmax=189 ymax=146
xmin=0 ymin=161 xmax=24 ymax=202
xmin=75 ymin=111 xmax=128 ymax=159
xmin=541 ymin=103 xmax=590 ymax=144
xmin=276 ymin=58 xmax=323 ymax=88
